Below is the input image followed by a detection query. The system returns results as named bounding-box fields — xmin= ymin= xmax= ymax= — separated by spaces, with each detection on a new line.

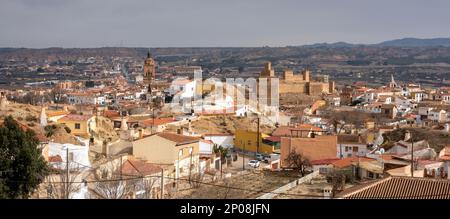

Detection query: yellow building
xmin=57 ymin=114 xmax=95 ymax=138
xmin=234 ymin=130 xmax=280 ymax=154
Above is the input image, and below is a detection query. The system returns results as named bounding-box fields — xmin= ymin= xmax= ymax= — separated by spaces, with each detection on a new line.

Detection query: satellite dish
xmin=379 ymin=148 xmax=385 ymax=154
xmin=375 ymin=151 xmax=382 ymax=155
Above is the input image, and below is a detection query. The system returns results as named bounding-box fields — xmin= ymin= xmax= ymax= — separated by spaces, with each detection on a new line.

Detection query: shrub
xmin=25 ymin=115 xmax=37 ymax=122
xmin=64 ymin=126 xmax=71 ymax=134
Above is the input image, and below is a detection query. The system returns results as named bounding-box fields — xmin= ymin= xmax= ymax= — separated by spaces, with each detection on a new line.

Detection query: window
xmin=345 ymin=146 xmax=349 ymax=152
xmin=247 ymin=140 xmax=252 ymax=146
xmin=75 ymin=123 xmax=81 ymax=129
xmin=353 ymin=147 xmax=358 ymax=152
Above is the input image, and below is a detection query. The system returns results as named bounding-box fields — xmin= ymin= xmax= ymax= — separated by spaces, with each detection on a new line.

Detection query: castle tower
xmin=302 ymin=70 xmax=310 ymax=82
xmin=283 ymin=69 xmax=294 ymax=81
xmin=260 ymin=62 xmax=275 ymax=78
xmin=143 ymin=50 xmax=156 ymax=92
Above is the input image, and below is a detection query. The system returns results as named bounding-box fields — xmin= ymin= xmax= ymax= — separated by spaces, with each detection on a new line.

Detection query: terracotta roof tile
xmin=59 ymin=114 xmax=93 ymax=121
xmin=339 ymin=176 xmax=450 ymax=199
xmin=121 ymin=159 xmax=162 ymax=176
xmin=310 ymin=158 xmax=340 ymax=165
xmin=157 ymin=132 xmax=200 ymax=145
xmin=142 ymin=117 xmax=176 ymax=126
xmin=332 ymin=157 xmax=375 ymax=169
xmin=48 ymin=155 xmax=63 ymax=163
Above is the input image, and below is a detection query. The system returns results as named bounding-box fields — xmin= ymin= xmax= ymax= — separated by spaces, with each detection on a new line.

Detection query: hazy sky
xmin=1 ymin=0 xmax=450 ymax=48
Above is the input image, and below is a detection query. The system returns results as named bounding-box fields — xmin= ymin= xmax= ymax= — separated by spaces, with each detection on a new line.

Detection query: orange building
xmin=280 ymin=134 xmax=337 ymax=168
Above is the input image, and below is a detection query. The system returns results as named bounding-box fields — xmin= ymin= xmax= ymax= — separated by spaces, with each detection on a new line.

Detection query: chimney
xmin=177 ymin=128 xmax=182 ymax=135
xmin=138 ymin=129 xmax=144 ymax=139
xmin=323 ymin=188 xmax=332 ymax=199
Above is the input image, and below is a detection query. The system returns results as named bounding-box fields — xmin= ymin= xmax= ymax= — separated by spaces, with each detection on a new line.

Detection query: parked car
xmin=248 ymin=160 xmax=260 ymax=168
xmin=263 ymin=153 xmax=280 ymax=163
xmin=255 ymin=153 xmax=264 ymax=161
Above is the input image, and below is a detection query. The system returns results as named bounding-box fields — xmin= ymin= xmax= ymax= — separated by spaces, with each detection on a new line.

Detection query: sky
xmin=1 ymin=0 xmax=450 ymax=48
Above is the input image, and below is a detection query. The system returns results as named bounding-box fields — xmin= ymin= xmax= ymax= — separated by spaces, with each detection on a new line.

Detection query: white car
xmin=248 ymin=160 xmax=260 ymax=168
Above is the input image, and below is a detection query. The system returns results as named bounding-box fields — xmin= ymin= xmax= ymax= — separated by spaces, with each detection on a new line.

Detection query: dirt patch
xmin=184 ymin=115 xmax=275 ymax=135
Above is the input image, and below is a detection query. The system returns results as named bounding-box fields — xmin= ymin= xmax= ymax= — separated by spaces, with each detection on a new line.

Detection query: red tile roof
xmin=59 ymin=114 xmax=93 ymax=121
xmin=263 ymin=136 xmax=281 ymax=142
xmin=103 ymin=110 xmax=120 ymax=118
xmin=310 ymin=158 xmax=340 ymax=165
xmin=142 ymin=117 xmax=176 ymax=126
xmin=121 ymin=159 xmax=162 ymax=176
xmin=48 ymin=155 xmax=63 ymax=163
xmin=339 ymin=176 xmax=450 ymax=199
xmin=332 ymin=157 xmax=375 ymax=169
xmin=157 ymin=132 xmax=200 ymax=145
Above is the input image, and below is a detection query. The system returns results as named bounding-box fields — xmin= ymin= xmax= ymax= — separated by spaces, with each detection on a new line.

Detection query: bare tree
xmin=190 ymin=172 xmax=204 ymax=189
xmin=90 ymin=169 xmax=137 ymax=199
xmin=46 ymin=168 xmax=82 ymax=199
xmin=327 ymin=170 xmax=345 ymax=198
xmin=49 ymin=87 xmax=67 ymax=104
xmin=139 ymin=177 xmax=159 ymax=199
xmin=284 ymin=151 xmax=311 ymax=177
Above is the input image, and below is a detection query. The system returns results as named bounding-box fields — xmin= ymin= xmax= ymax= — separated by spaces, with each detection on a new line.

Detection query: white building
xmin=68 ymin=93 xmax=106 ymax=105
xmin=203 ymin=134 xmax=234 ymax=149
xmin=47 ymin=137 xmax=90 ymax=170
xmin=337 ymin=135 xmax=370 ymax=158
xmin=429 ymin=109 xmax=448 ymax=123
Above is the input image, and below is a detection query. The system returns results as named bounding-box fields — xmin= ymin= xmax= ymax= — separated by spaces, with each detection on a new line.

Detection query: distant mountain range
xmin=304 ymin=37 xmax=450 ymax=48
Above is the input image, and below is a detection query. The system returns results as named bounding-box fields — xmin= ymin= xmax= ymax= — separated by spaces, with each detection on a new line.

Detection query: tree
xmin=46 ymin=168 xmax=82 ymax=199
xmin=64 ymin=126 xmax=71 ymax=134
xmin=90 ymin=168 xmax=136 ymax=199
xmin=284 ymin=151 xmax=311 ymax=176
xmin=0 ymin=116 xmax=48 ymax=198
xmin=326 ymin=169 xmax=354 ymax=198
xmin=44 ymin=124 xmax=57 ymax=137
xmin=213 ymin=145 xmax=228 ymax=163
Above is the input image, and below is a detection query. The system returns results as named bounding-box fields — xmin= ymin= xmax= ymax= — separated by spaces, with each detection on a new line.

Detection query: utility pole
xmin=220 ymin=150 xmax=223 ymax=179
xmin=242 ymin=143 xmax=245 ymax=171
xmin=66 ymin=148 xmax=69 ymax=199
xmin=160 ymin=169 xmax=164 ymax=199
xmin=256 ymin=116 xmax=260 ymax=155
xmin=188 ymin=148 xmax=193 ymax=182
xmin=411 ymin=133 xmax=414 ymax=177
xmin=120 ymin=155 xmax=123 ymax=179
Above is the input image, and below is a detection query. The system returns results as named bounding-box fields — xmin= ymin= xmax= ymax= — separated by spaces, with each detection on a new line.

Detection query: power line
xmin=3 ymin=173 xmax=450 ymax=199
